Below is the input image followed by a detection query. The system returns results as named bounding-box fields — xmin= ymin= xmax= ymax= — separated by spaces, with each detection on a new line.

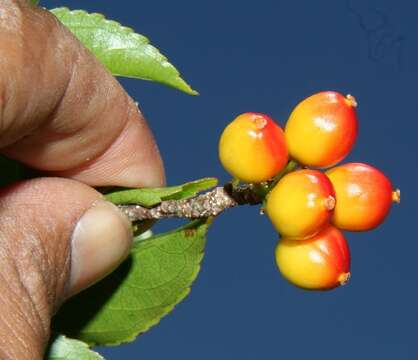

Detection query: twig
xmin=117 ymin=184 xmax=263 ymax=222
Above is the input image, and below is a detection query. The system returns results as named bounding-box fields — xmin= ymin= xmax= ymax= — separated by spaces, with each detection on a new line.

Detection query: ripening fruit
xmin=266 ymin=169 xmax=335 ymax=239
xmin=326 ymin=162 xmax=400 ymax=231
xmin=285 ymin=91 xmax=358 ymax=168
xmin=219 ymin=112 xmax=288 ymax=183
xmin=275 ymin=225 xmax=351 ymax=290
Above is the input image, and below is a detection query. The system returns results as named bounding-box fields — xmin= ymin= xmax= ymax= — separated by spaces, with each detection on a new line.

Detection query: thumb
xmin=0 ymin=177 xmax=132 ymax=359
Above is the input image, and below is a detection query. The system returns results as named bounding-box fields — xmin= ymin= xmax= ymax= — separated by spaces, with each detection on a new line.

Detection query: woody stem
xmin=117 ymin=184 xmax=263 ymax=222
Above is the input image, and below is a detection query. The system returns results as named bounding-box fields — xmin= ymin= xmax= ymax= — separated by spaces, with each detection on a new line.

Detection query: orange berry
xmin=266 ymin=169 xmax=335 ymax=239
xmin=285 ymin=91 xmax=358 ymax=168
xmin=326 ymin=162 xmax=400 ymax=231
xmin=275 ymin=225 xmax=351 ymax=290
xmin=219 ymin=113 xmax=288 ymax=183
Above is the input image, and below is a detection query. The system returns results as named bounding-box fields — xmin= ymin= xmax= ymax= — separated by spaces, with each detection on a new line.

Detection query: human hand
xmin=0 ymin=1 xmax=165 ymax=358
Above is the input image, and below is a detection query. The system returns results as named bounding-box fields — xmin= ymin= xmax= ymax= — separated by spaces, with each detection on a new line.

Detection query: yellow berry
xmin=219 ymin=112 xmax=288 ymax=183
xmin=276 ymin=225 xmax=351 ymax=290
xmin=266 ymin=169 xmax=335 ymax=239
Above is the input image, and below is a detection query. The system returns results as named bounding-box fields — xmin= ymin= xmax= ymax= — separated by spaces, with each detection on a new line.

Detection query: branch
xmin=117 ymin=184 xmax=264 ymax=222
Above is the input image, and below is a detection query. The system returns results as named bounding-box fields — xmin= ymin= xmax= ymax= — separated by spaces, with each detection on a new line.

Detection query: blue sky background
xmin=44 ymin=0 xmax=418 ymax=359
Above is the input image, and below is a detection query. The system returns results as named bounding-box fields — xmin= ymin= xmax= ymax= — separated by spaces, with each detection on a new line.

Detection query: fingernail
xmin=68 ymin=199 xmax=133 ymax=297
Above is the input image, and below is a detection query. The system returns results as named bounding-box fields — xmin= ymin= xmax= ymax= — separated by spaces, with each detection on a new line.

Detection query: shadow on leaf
xmin=52 ymin=256 xmax=133 ymax=340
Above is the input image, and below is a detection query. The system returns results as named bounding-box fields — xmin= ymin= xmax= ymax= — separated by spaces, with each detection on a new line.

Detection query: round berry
xmin=326 ymin=162 xmax=400 ymax=231
xmin=219 ymin=113 xmax=288 ymax=183
xmin=275 ymin=225 xmax=351 ymax=290
xmin=266 ymin=169 xmax=335 ymax=239
xmin=285 ymin=91 xmax=358 ymax=168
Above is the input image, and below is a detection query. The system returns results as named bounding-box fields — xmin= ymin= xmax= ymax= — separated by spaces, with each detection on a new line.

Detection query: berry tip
xmin=345 ymin=94 xmax=358 ymax=108
xmin=392 ymin=189 xmax=401 ymax=204
xmin=324 ymin=195 xmax=336 ymax=211
xmin=338 ymin=272 xmax=351 ymax=286
xmin=252 ymin=115 xmax=268 ymax=129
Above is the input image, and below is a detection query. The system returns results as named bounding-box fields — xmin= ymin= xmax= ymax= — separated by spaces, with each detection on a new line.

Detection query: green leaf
xmin=50 ymin=7 xmax=198 ymax=95
xmin=46 ymin=334 xmax=104 ymax=360
xmin=105 ymin=177 xmax=218 ymax=207
xmin=53 ymin=218 xmax=211 ymax=345
xmin=29 ymin=0 xmax=40 ymax=5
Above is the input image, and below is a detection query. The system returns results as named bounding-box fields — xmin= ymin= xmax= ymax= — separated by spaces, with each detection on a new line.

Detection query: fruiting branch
xmin=118 ymin=184 xmax=264 ymax=222
xmin=117 ymin=160 xmax=299 ymax=222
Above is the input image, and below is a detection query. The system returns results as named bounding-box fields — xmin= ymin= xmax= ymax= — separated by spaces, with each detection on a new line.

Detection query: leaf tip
xmin=189 ymin=88 xmax=200 ymax=96
xmin=176 ymin=78 xmax=199 ymax=95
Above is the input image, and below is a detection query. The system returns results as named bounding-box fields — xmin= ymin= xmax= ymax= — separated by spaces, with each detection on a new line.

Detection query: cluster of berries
xmin=219 ymin=91 xmax=399 ymax=291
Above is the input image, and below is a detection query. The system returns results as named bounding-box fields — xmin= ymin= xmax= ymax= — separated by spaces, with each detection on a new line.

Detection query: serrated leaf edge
xmin=51 ymin=8 xmax=150 ymax=45
xmin=105 ymin=177 xmax=218 ymax=207
xmin=76 ymin=219 xmax=210 ymax=346
xmin=50 ymin=7 xmax=198 ymax=95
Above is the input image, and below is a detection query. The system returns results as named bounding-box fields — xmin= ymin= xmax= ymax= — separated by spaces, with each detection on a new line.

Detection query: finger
xmin=0 ymin=1 xmax=164 ymax=188
xmin=0 ymin=177 xmax=132 ymax=359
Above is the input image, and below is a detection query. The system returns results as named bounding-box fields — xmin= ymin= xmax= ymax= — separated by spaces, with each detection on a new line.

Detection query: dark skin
xmin=0 ymin=1 xmax=165 ymax=358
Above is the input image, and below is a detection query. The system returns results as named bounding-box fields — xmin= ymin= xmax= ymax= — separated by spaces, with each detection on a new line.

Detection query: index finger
xmin=0 ymin=0 xmax=165 ymax=188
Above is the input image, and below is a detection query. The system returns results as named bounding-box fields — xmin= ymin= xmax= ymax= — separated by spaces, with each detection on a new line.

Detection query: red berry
xmin=326 ymin=162 xmax=400 ymax=231
xmin=285 ymin=91 xmax=358 ymax=168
